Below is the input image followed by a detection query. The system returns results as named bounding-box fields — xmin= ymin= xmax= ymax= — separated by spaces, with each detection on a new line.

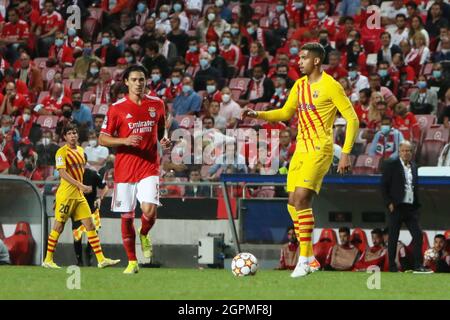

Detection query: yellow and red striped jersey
xmin=55 ymin=144 xmax=86 ymax=199
xmin=259 ymin=71 xmax=359 ymax=155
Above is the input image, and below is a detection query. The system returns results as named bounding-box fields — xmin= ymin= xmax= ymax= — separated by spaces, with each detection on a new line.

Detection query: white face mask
xmin=42 ymin=138 xmax=51 ymax=146
xmin=88 ymin=139 xmax=97 ymax=147
xmin=23 ymin=114 xmax=31 ymax=122
xmin=222 ymin=94 xmax=231 ymax=103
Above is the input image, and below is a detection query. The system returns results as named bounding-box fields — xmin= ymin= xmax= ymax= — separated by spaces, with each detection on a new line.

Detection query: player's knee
xmin=293 ymin=194 xmax=312 ymax=210
xmin=82 ymin=219 xmax=95 ymax=231
xmin=141 ymin=203 xmax=157 ymax=218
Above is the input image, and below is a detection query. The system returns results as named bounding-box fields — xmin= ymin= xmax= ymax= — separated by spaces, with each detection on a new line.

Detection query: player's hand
xmin=124 ymin=135 xmax=143 ymax=147
xmin=80 ymin=185 xmax=92 ymax=194
xmin=94 ymin=198 xmax=101 ymax=209
xmin=241 ymin=108 xmax=258 ymax=120
xmin=337 ymin=153 xmax=352 ymax=175
xmin=160 ymin=137 xmax=171 ymax=151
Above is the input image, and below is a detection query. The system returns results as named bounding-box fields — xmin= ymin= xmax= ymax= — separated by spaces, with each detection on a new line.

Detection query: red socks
xmin=121 ymin=215 xmax=136 ymax=261
xmin=140 ymin=212 xmax=156 ymax=236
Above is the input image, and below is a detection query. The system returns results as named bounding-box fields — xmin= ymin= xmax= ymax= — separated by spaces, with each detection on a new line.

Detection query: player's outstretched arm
xmin=98 ymin=133 xmax=142 ymax=148
xmin=241 ymin=83 xmax=298 ymax=122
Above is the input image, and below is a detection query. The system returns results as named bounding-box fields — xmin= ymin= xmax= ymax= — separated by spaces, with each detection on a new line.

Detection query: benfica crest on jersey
xmin=148 ymin=107 xmax=156 ymax=118
xmin=313 ymin=90 xmax=319 ymax=99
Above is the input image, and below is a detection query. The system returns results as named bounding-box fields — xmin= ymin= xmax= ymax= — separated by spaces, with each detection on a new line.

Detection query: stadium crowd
xmin=0 ymin=0 xmax=449 ymax=199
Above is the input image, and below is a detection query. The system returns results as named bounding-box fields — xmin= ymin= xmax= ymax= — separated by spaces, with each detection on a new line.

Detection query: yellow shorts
xmin=54 ymin=197 xmax=92 ymax=223
xmin=286 ymin=150 xmax=333 ymax=194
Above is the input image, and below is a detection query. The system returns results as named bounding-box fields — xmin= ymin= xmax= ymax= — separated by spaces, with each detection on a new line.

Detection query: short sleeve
xmin=55 ymin=148 xmax=66 ymax=169
xmin=100 ymin=106 xmax=118 ymax=136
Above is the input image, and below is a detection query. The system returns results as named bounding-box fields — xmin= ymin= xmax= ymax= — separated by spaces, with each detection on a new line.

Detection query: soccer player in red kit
xmin=99 ymin=65 xmax=171 ymax=274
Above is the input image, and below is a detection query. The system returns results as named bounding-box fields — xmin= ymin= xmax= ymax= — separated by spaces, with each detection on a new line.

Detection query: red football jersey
xmin=1 ymin=20 xmax=30 ymax=39
xmin=38 ymin=11 xmax=64 ymax=34
xmin=101 ymin=95 xmax=166 ymax=183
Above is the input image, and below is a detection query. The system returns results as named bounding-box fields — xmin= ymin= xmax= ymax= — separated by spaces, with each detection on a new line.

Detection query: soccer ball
xmin=424 ymin=248 xmax=439 ymax=261
xmin=231 ymin=252 xmax=258 ymax=276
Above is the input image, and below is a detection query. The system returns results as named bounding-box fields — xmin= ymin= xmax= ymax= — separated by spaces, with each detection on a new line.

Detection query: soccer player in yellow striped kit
xmin=243 ymin=43 xmax=359 ymax=277
xmin=42 ymin=123 xmax=120 ymax=269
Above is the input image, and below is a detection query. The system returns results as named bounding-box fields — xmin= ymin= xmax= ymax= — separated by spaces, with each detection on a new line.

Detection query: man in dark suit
xmin=381 ymin=140 xmax=431 ymax=273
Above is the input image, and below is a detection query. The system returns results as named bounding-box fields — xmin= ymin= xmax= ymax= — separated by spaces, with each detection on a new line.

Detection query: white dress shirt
xmin=400 ymin=158 xmax=414 ymax=204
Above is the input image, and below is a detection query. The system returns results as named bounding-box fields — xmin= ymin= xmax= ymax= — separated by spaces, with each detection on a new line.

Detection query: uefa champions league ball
xmin=424 ymin=248 xmax=439 ymax=261
xmin=231 ymin=252 xmax=258 ymax=276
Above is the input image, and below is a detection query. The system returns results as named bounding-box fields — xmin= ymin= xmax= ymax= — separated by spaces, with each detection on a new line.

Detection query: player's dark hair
xmin=202 ymin=115 xmax=215 ymax=126
xmin=300 ymin=42 xmax=326 ymax=64
xmin=359 ymin=88 xmax=372 ymax=97
xmin=396 ymin=13 xmax=406 ymax=20
xmin=435 ymin=234 xmax=445 ymax=241
xmin=371 ymin=228 xmax=383 ymax=237
xmin=406 ymin=1 xmax=417 ymax=9
xmin=380 ymin=31 xmax=391 ymax=39
xmin=122 ymin=64 xmax=148 ymax=82
xmin=62 ymin=122 xmax=78 ymax=136
xmin=338 ymin=227 xmax=350 ymax=235
xmin=381 ymin=115 xmax=392 ymax=123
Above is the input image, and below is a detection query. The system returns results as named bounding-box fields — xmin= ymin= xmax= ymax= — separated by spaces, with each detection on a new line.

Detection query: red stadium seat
xmin=33 ymin=57 xmax=47 ymax=69
xmin=36 ymin=115 xmax=59 ymax=129
xmin=62 ymin=67 xmax=74 ymax=79
xmin=3 ymin=221 xmax=35 ymax=265
xmin=350 ymin=228 xmax=369 ymax=253
xmin=416 ymin=114 xmax=437 ymax=134
xmin=419 ymin=125 xmax=449 ymax=166
xmin=71 ymin=79 xmax=83 ymax=92
xmin=421 ymin=63 xmax=433 ymax=76
xmin=37 ymin=91 xmax=49 ymax=104
xmin=259 ymin=17 xmax=270 ymax=29
xmin=92 ymin=104 xmax=109 ymax=115
xmin=405 ymin=231 xmax=430 ymax=260
xmin=229 ymin=77 xmax=250 ymax=92
xmin=175 ymin=115 xmax=196 ymax=129
xmin=42 ymin=68 xmax=57 ymax=82
xmin=82 ymin=91 xmax=95 ymax=103
xmin=352 ymin=155 xmax=381 ymax=174
xmin=254 ymin=103 xmax=270 ymax=111
xmin=250 ymin=2 xmax=268 ymax=19
xmin=313 ymin=229 xmax=338 ymax=267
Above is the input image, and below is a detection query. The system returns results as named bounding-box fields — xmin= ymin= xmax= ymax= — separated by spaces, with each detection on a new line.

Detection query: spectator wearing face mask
xmin=219 ymin=86 xmax=240 ymax=129
xmin=73 ymin=42 xmax=103 ymax=80
xmin=343 ymin=40 xmax=367 ymax=76
xmin=156 ymin=5 xmax=172 ymax=35
xmin=164 ymin=68 xmax=183 ymax=102
xmin=81 ymin=60 xmax=102 ymax=91
xmin=47 ymin=30 xmax=74 ymax=68
xmin=270 ymin=77 xmax=289 ymax=110
xmin=410 ymin=76 xmax=438 ymax=115
xmin=204 ymin=78 xmax=222 ymax=106
xmin=194 ymin=52 xmax=221 ymax=92
xmin=427 ymin=62 xmax=449 ymax=102
xmin=94 ymin=30 xmax=121 ymax=67
xmin=148 ymin=66 xmax=167 ymax=99
xmin=173 ymin=76 xmax=202 ymax=116
xmin=347 ymin=62 xmax=369 ymax=99
xmin=36 ymin=130 xmax=59 ymax=167
xmin=307 ymin=1 xmax=336 ymax=40
xmin=207 ymin=40 xmax=229 ymax=79
xmin=219 ymin=31 xmax=242 ymax=73
xmin=14 ymin=107 xmax=36 ymax=140
xmin=84 ymin=130 xmax=109 ymax=172
xmin=135 ymin=1 xmax=150 ymax=28
xmin=71 ymin=92 xmax=93 ymax=130
xmin=369 ymin=117 xmax=404 ymax=160
xmin=196 ymin=6 xmax=230 ymax=44
xmin=185 ymin=36 xmax=200 ymax=68
xmin=275 ymin=226 xmax=299 ymax=270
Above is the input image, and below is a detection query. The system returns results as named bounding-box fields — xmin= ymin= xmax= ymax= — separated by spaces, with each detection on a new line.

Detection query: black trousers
xmin=388 ymin=203 xmax=423 ymax=270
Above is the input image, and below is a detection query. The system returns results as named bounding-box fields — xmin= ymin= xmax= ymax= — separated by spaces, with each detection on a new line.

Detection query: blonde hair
xmin=368 ymin=91 xmax=385 ymax=122
xmin=413 ymin=32 xmax=426 ymax=47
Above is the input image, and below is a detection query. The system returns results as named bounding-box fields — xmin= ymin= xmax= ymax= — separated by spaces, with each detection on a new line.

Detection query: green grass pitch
xmin=0 ymin=266 xmax=449 ymax=300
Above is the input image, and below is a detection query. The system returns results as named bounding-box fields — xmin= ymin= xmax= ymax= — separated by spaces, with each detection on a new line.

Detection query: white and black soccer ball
xmin=424 ymin=248 xmax=439 ymax=261
xmin=231 ymin=252 xmax=258 ymax=276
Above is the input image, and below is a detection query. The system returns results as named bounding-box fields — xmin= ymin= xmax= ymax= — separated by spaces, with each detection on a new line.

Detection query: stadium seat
xmin=92 ymin=104 xmax=109 ymax=115
xmin=3 ymin=221 xmax=36 ymax=265
xmin=62 ymin=67 xmax=74 ymax=79
xmin=416 ymin=114 xmax=437 ymax=134
xmin=33 ymin=57 xmax=47 ymax=69
xmin=313 ymin=229 xmax=338 ymax=267
xmin=419 ymin=125 xmax=449 ymax=166
xmin=37 ymin=91 xmax=49 ymax=104
xmin=421 ymin=63 xmax=433 ymax=76
xmin=230 ymin=89 xmax=242 ymax=101
xmin=71 ymin=79 xmax=83 ymax=92
xmin=250 ymin=2 xmax=268 ymax=19
xmin=82 ymin=17 xmax=99 ymax=42
xmin=229 ymin=77 xmax=250 ymax=92
xmin=36 ymin=115 xmax=59 ymax=129
xmin=350 ymin=228 xmax=369 ymax=253
xmin=42 ymin=68 xmax=57 ymax=83
xmin=352 ymin=155 xmax=381 ymax=174
xmin=175 ymin=115 xmax=196 ymax=129
xmin=254 ymin=103 xmax=270 ymax=111
xmin=259 ymin=17 xmax=269 ymax=29
xmin=82 ymin=91 xmax=95 ymax=103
